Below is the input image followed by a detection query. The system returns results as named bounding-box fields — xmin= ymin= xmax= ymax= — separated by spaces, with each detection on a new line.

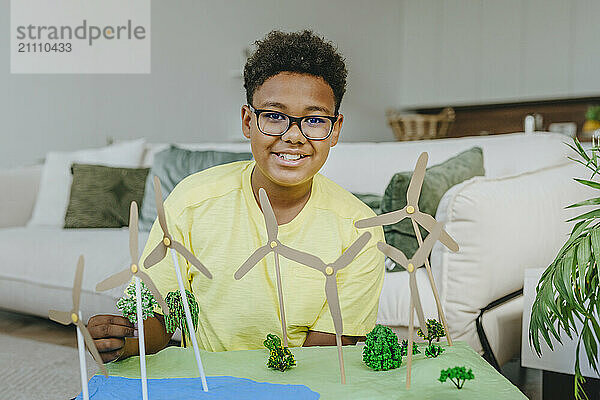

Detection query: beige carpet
xmin=0 ymin=333 xmax=98 ymax=400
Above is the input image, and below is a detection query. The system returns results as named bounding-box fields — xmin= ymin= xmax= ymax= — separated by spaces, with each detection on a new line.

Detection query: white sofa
xmin=0 ymin=132 xmax=591 ymax=368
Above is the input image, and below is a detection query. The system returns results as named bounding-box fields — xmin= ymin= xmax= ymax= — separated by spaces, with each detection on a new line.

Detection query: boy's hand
xmin=87 ymin=315 xmax=135 ymax=363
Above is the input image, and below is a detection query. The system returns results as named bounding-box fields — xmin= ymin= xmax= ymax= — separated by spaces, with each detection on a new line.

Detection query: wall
xmin=0 ymin=0 xmax=403 ymax=168
xmin=398 ymin=0 xmax=600 ymax=108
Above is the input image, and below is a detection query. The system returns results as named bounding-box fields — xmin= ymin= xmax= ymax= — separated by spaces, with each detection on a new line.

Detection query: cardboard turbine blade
xmin=48 ymin=255 xmax=108 ymax=400
xmin=234 ymin=188 xmax=289 ymax=347
xmin=279 ymin=233 xmax=372 ymax=385
xmin=406 ymin=152 xmax=428 ymax=206
xmin=72 ymin=256 xmax=84 ymax=311
xmin=130 ymin=202 xmax=139 ymax=265
xmin=354 ymin=151 xmax=458 ymax=350
xmin=145 ymin=177 xmax=212 ymax=279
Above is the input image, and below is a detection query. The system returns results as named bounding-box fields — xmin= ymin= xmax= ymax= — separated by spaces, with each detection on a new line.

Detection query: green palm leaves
xmin=529 ymin=138 xmax=600 ymax=400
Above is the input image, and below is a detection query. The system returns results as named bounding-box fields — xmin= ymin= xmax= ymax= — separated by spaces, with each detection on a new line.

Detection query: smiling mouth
xmin=273 ymin=153 xmax=310 ymax=161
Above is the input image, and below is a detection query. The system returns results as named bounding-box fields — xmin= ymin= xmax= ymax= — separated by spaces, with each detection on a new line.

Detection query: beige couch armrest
xmin=0 ymin=165 xmax=42 ymax=228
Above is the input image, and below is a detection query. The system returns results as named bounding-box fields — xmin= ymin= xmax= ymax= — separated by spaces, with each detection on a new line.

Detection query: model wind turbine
xmin=355 ymin=152 xmax=459 ymax=346
xmin=267 ymin=231 xmax=373 ymax=385
xmin=234 ymin=187 xmax=292 ymax=347
xmin=377 ymin=222 xmax=442 ymax=388
xmin=144 ymin=176 xmax=212 ymax=392
xmin=96 ymin=201 xmax=169 ymax=400
xmin=49 ymin=255 xmax=107 ymax=400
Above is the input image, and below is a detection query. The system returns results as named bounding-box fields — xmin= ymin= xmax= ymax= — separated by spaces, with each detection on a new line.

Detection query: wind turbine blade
xmin=277 ymin=244 xmax=326 ymax=272
xmin=95 ymin=268 xmax=132 ymax=292
xmin=354 ymin=209 xmax=409 ymax=229
xmin=325 ymin=276 xmax=343 ymax=335
xmin=234 ymin=245 xmax=271 ymax=279
xmin=49 ymin=309 xmax=72 ymax=325
xmin=129 ymin=201 xmax=139 ymax=265
xmin=76 ymin=320 xmax=108 ymax=377
xmin=72 ymin=255 xmax=84 ymax=311
xmin=258 ymin=188 xmax=278 ymax=241
xmin=153 ymin=176 xmax=170 ymax=236
xmin=413 ymin=212 xmax=459 ymax=252
xmin=407 ymin=152 xmax=428 ymax=206
xmin=411 ymin=222 xmax=443 ymax=268
xmin=171 ymin=241 xmax=213 ymax=279
xmin=136 ymin=270 xmax=170 ymax=316
xmin=143 ymin=241 xmax=167 ymax=269
xmin=376 ymin=242 xmax=409 ymax=268
xmin=409 ymin=272 xmax=428 ymax=337
xmin=333 ymin=232 xmax=371 ymax=270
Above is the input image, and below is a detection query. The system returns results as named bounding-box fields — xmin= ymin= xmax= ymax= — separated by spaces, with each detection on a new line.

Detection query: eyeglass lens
xmin=258 ymin=111 xmax=332 ymax=139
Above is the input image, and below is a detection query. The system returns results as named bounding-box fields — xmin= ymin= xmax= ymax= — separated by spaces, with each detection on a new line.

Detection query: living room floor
xmin=0 ymin=308 xmax=541 ymax=399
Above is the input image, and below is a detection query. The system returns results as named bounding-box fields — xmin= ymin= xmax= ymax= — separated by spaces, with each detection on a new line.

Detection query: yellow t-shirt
xmin=139 ymin=160 xmax=385 ymax=352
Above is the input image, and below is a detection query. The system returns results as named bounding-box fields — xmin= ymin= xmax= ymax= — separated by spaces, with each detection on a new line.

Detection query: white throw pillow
xmin=431 ymin=161 xmax=596 ymax=352
xmin=28 ymin=139 xmax=146 ymax=227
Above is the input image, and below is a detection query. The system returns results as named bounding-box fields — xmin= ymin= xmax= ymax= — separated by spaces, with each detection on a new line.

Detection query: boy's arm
xmin=303 ymin=330 xmax=364 ymax=347
xmin=88 ymin=314 xmax=173 ymax=363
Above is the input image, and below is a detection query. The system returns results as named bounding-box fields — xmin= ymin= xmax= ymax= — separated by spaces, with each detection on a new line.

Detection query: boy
xmin=88 ymin=30 xmax=384 ymax=362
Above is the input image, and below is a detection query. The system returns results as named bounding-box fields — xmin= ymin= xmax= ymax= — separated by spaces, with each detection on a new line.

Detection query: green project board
xmin=101 ymin=341 xmax=526 ymax=399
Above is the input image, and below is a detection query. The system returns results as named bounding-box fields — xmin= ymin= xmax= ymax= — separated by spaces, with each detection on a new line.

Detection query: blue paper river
xmin=75 ymin=375 xmax=320 ymax=399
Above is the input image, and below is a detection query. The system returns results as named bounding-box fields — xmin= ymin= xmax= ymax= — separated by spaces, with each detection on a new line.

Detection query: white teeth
xmin=277 ymin=153 xmax=302 ymax=161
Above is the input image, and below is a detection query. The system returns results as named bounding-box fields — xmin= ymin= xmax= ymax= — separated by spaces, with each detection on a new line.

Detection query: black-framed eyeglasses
xmin=248 ymin=105 xmax=338 ymax=141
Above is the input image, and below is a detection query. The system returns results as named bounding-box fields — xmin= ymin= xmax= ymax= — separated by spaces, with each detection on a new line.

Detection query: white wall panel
xmin=571 ymin=0 xmax=600 ymax=95
xmin=439 ymin=0 xmax=482 ymax=104
xmin=0 ymin=0 xmax=403 ymax=168
xmin=400 ymin=0 xmax=442 ymax=107
xmin=480 ymin=0 xmax=523 ymax=102
xmin=520 ymin=0 xmax=571 ymax=99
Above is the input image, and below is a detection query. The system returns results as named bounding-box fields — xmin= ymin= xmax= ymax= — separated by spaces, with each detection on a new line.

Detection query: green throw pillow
xmin=352 ymin=193 xmax=383 ymax=214
xmin=138 ymin=146 xmax=253 ymax=231
xmin=381 ymin=147 xmax=484 ymax=271
xmin=64 ymin=164 xmax=150 ymax=228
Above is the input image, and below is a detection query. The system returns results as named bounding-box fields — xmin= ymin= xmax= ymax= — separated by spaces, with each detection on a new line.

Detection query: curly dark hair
xmin=244 ymin=30 xmax=348 ymax=114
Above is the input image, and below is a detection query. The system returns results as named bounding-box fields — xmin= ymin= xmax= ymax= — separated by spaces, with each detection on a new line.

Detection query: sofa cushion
xmin=64 ymin=164 xmax=150 ymax=229
xmin=0 ymin=226 xmax=149 ymax=321
xmin=381 ymin=147 xmax=484 ymax=269
xmin=141 ymin=133 xmax=572 ymax=197
xmin=430 ymin=161 xmax=596 ymax=354
xmin=28 ymin=139 xmax=146 ymax=228
xmin=0 ymin=165 xmax=42 ymax=228
xmin=352 ymin=193 xmax=382 ymax=213
xmin=319 ymin=133 xmax=572 ymax=195
xmin=138 ymin=146 xmax=253 ymax=231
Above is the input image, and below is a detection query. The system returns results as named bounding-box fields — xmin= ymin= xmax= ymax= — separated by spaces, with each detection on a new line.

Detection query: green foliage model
xmin=116 ymin=281 xmax=158 ymax=324
xmin=164 ymin=290 xmax=199 ymax=348
xmin=438 ymin=366 xmax=474 ymax=389
xmin=362 ymin=324 xmax=403 ymax=371
xmin=400 ymin=339 xmax=420 ymax=356
xmin=529 ymin=139 xmax=600 ymax=400
xmin=585 ymin=105 xmax=600 ymax=121
xmin=263 ymin=334 xmax=296 ymax=371
xmin=417 ymin=319 xmax=446 ymax=346
xmin=424 ymin=344 xmax=445 ymax=358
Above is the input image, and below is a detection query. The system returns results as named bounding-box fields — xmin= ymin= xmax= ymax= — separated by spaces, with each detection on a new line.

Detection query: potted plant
xmin=529 ymin=138 xmax=600 ymax=400
xmin=583 ymin=105 xmax=600 ymax=134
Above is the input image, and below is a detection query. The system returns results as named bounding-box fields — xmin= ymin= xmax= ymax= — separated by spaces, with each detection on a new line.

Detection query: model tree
xmin=263 ymin=334 xmax=296 ymax=372
xmin=363 ymin=324 xmax=403 ymax=371
xmin=400 ymin=339 xmax=420 ymax=356
xmin=116 ymin=280 xmax=158 ymax=324
xmin=417 ymin=319 xmax=446 ymax=346
xmin=438 ymin=366 xmax=475 ymax=389
xmin=424 ymin=344 xmax=445 ymax=358
xmin=164 ymin=290 xmax=199 ymax=348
